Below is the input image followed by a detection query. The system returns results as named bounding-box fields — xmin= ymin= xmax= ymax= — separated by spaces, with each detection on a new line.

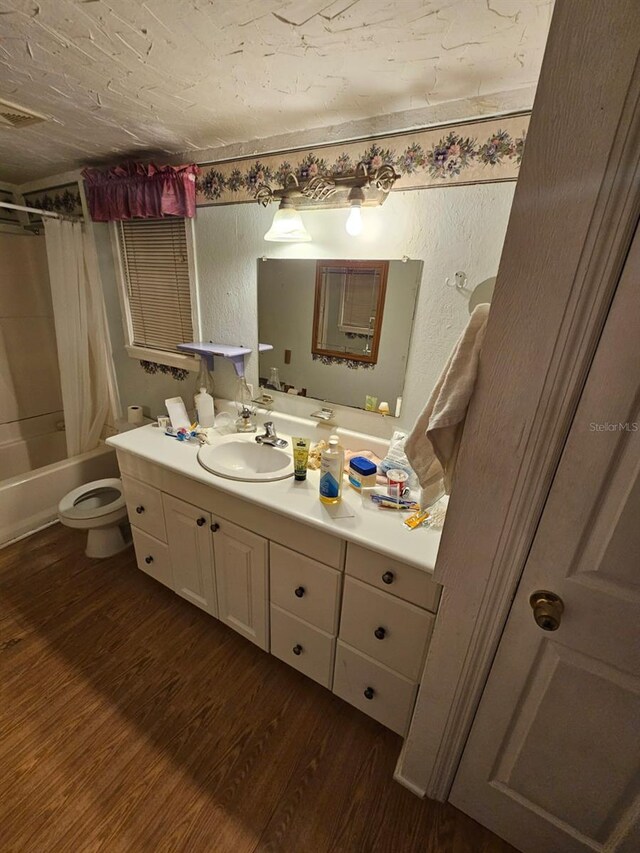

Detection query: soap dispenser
xmin=195 ymin=387 xmax=215 ymax=427
xmin=194 ymin=355 xmax=215 ymax=415
xmin=235 ymin=376 xmax=257 ymax=433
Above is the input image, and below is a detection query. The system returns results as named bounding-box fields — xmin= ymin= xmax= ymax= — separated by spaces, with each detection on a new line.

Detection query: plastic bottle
xmin=319 ymin=434 xmax=345 ymax=505
xmin=195 ymin=387 xmax=215 ymax=427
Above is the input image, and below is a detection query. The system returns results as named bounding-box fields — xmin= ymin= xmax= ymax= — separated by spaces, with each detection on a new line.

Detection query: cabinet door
xmin=213 ymin=518 xmax=269 ymax=650
xmin=163 ymin=494 xmax=217 ymax=617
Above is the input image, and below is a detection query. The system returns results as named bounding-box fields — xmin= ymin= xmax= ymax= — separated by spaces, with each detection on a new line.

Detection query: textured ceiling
xmin=0 ymin=0 xmax=553 ymax=183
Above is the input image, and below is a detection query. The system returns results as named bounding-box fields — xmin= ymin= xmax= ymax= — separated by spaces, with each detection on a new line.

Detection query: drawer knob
xmin=136 ymin=505 xmax=145 ymax=514
xmin=382 ymin=571 xmax=394 ymax=584
xmin=364 ymin=687 xmax=375 ymax=700
xmin=145 ymin=555 xmax=153 ymax=564
xmin=196 ymin=517 xmax=206 ymax=527
xmin=374 ymin=626 xmax=386 ymax=640
xmin=292 ymin=644 xmax=303 ymax=656
xmin=294 ymin=586 xmax=305 ymax=598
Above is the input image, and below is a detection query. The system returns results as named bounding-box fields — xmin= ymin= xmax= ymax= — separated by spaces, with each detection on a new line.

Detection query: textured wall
xmin=194 ymin=183 xmax=515 ymax=433
xmin=97 ymin=182 xmax=515 ymax=433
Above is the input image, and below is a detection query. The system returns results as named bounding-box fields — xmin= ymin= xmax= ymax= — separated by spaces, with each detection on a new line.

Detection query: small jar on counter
xmin=348 ymin=456 xmax=378 ymax=491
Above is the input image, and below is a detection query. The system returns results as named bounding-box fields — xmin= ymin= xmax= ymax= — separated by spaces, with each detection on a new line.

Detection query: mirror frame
xmin=311 ymin=259 xmax=389 ymax=365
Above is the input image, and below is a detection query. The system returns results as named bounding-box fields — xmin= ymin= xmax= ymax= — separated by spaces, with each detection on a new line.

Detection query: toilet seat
xmin=58 ymin=478 xmax=126 ymax=526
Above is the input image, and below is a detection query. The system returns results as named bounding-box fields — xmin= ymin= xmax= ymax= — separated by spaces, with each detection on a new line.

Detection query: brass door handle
xmin=529 ymin=590 xmax=564 ymax=631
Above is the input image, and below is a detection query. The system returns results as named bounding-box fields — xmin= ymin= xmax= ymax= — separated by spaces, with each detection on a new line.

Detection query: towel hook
xmin=445 ymin=271 xmax=470 ymax=292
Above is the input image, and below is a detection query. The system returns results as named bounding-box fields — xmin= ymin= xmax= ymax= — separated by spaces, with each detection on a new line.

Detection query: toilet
xmin=58 ymin=478 xmax=130 ymax=558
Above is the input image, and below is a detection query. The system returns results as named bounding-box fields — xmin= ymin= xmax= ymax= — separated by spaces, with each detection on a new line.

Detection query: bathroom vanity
xmin=107 ymin=419 xmax=442 ymax=737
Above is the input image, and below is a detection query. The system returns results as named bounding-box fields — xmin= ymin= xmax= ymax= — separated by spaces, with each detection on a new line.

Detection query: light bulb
xmin=346 ymin=204 xmax=363 ymax=236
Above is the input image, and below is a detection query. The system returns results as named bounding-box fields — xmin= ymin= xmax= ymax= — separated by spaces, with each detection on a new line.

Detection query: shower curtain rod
xmin=0 ymin=200 xmax=81 ymax=221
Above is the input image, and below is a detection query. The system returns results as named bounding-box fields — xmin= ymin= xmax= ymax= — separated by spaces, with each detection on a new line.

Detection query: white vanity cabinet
xmin=212 ymin=518 xmax=269 ymax=650
xmin=117 ymin=448 xmax=441 ymax=738
xmin=269 ymin=543 xmax=343 ymax=688
xmin=332 ymin=544 xmax=439 ymax=736
xmin=163 ymin=493 xmax=217 ymax=618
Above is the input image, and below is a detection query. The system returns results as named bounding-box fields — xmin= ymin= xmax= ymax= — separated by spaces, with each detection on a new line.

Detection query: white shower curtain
xmin=44 ymin=219 xmax=120 ymax=457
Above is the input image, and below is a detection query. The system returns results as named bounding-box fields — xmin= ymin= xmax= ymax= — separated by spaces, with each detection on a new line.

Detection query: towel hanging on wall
xmin=405 ymin=303 xmax=490 ymax=495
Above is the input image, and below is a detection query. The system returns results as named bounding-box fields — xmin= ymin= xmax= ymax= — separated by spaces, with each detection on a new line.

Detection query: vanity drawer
xmin=345 ymin=543 xmax=441 ymax=612
xmin=339 ymin=577 xmax=434 ymax=680
xmin=333 ymin=641 xmax=417 ymax=736
xmin=270 ymin=604 xmax=335 ymax=689
xmin=121 ymin=475 xmax=166 ymax=542
xmin=270 ymin=543 xmax=342 ymax=634
xmin=131 ymin=526 xmax=173 ymax=590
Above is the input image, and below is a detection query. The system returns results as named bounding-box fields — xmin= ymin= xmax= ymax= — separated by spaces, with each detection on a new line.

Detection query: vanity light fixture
xmin=263 ymin=197 xmax=311 ymax=242
xmin=256 ymin=163 xmax=400 ymax=243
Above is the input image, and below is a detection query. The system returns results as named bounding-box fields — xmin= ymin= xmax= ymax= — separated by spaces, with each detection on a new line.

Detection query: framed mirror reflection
xmin=257 ymin=258 xmax=422 ymax=416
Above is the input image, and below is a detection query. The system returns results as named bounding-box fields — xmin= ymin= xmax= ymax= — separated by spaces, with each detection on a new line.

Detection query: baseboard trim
xmin=393 ymin=768 xmax=427 ymax=799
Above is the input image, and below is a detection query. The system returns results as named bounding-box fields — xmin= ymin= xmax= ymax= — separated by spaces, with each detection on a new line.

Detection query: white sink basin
xmin=197 ymin=437 xmax=294 ymax=482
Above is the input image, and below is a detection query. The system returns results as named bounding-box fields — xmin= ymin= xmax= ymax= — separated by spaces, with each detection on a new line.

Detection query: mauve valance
xmin=81 ymin=162 xmax=199 ymax=222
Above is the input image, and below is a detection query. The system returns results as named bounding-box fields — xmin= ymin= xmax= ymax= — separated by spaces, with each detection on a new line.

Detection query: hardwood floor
xmin=0 ymin=523 xmax=515 ymax=853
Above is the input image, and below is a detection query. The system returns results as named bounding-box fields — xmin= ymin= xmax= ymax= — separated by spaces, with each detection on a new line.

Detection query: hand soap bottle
xmin=319 ymin=434 xmax=344 ymax=505
xmin=195 ymin=387 xmax=215 ymax=427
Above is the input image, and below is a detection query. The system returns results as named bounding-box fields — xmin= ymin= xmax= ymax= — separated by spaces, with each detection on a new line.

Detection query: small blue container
xmin=348 ymin=456 xmax=378 ymax=491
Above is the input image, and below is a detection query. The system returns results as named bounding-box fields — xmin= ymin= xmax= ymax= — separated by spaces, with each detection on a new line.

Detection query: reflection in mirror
xmin=258 ymin=259 xmax=422 ymax=416
xmin=313 ymin=261 xmax=388 ymax=364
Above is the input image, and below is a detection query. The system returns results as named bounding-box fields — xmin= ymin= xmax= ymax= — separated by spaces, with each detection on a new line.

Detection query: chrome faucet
xmin=255 ymin=421 xmax=288 ymax=448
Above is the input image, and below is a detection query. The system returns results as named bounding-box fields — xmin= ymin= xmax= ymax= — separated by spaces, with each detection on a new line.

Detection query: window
xmin=312 ymin=260 xmax=388 ymax=364
xmin=114 ymin=217 xmax=198 ymax=362
xmin=338 ymin=267 xmax=384 ymax=334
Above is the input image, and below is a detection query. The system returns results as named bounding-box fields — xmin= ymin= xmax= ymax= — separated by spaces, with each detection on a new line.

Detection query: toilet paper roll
xmin=127 ymin=405 xmax=144 ymax=426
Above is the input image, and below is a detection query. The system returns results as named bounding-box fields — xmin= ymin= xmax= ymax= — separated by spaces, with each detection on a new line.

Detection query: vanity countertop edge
xmin=106 ymin=424 xmax=441 ymax=575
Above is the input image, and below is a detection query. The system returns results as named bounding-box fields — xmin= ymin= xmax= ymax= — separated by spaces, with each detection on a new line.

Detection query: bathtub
xmin=0 ymin=442 xmax=119 ymax=546
xmin=0 ymin=411 xmax=67 ymax=482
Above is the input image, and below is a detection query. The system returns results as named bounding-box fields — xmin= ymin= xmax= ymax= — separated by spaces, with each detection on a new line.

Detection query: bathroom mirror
xmin=257 ymin=258 xmax=422 ymax=415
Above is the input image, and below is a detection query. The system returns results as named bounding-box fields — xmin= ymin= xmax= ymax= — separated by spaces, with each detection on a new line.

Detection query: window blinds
xmin=337 ymin=268 xmax=381 ymax=332
xmin=118 ymin=217 xmax=193 ymax=352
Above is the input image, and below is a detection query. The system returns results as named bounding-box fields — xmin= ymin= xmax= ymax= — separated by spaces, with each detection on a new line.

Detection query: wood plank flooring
xmin=0 ymin=523 xmax=515 ymax=853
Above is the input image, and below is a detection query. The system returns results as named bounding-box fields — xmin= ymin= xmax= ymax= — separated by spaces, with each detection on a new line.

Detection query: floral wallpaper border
xmin=195 ymin=113 xmax=529 ymax=207
xmin=22 ymin=183 xmax=83 ymax=220
xmin=140 ymin=360 xmax=189 ymax=380
xmin=312 ymin=354 xmax=375 ymax=370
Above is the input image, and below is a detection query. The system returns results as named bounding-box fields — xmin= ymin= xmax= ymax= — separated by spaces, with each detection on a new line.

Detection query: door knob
xmin=529 ymin=590 xmax=564 ymax=631
xmin=210 ymin=522 xmax=219 ymax=532
xmin=196 ymin=517 xmax=206 ymax=527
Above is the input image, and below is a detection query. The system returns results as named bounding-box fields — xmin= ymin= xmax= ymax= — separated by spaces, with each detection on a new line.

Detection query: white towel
xmin=405 ymin=304 xmax=490 ymax=494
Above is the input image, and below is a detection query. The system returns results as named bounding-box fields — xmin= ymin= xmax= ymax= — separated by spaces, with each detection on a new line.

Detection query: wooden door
xmin=163 ymin=494 xmax=217 ymax=617
xmin=450 ymin=227 xmax=640 ymax=851
xmin=213 ymin=518 xmax=269 ymax=650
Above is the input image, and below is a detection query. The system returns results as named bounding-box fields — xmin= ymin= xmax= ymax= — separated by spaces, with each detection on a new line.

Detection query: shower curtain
xmin=44 ymin=219 xmax=120 ymax=457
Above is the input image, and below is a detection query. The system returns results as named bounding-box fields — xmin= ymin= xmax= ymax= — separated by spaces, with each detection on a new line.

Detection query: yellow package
xmin=403 ymin=508 xmax=430 ymax=529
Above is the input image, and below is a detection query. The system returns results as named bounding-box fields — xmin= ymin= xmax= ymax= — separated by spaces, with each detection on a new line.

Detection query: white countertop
xmin=106 ymin=422 xmax=441 ymax=574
